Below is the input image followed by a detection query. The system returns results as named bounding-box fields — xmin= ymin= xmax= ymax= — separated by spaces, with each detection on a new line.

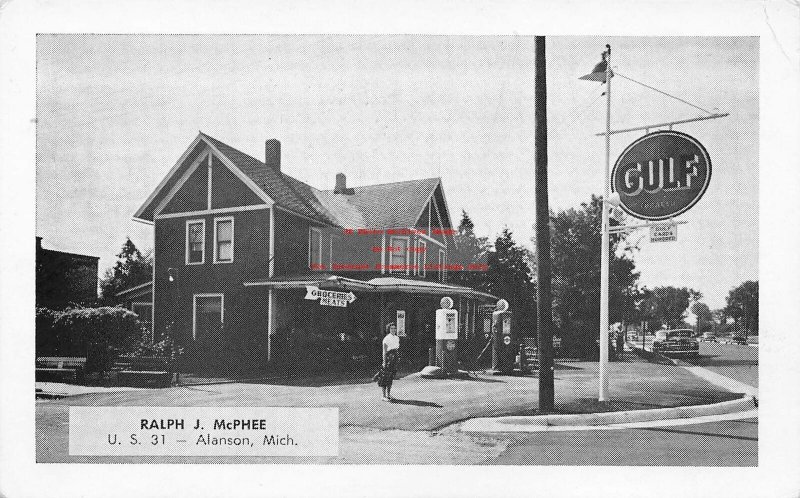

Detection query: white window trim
xmin=192 ymin=293 xmax=224 ymax=341
xmin=418 ymin=240 xmax=427 ymax=277
xmin=389 ymin=235 xmax=410 ymax=275
xmin=309 ymin=227 xmax=323 ymax=269
xmin=213 ymin=216 xmax=235 ymax=264
xmin=185 ymin=219 xmax=206 ymax=265
xmin=131 ymin=302 xmax=154 ymax=343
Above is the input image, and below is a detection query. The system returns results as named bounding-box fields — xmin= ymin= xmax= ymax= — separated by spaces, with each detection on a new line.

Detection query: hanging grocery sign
xmin=611 ymin=130 xmax=711 ymax=221
xmin=650 ymin=223 xmax=677 ymax=243
xmin=304 ymin=286 xmax=356 ymax=307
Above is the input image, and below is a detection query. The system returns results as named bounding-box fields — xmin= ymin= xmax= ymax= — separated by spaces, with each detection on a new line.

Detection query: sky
xmin=35 ymin=35 xmax=758 ymax=310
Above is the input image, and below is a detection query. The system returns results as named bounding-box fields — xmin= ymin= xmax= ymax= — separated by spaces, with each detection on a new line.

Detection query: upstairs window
xmin=214 ymin=217 xmax=234 ymax=263
xmin=417 ymin=240 xmax=427 ymax=277
xmin=438 ymin=249 xmax=445 ymax=282
xmin=309 ymin=227 xmax=323 ymax=270
xmin=186 ymin=219 xmax=205 ymax=264
xmin=389 ymin=236 xmax=409 ymax=274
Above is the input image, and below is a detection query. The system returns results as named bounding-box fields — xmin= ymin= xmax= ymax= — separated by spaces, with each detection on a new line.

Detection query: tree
xmin=640 ymin=286 xmax=701 ymax=329
xmin=690 ymin=301 xmax=713 ymax=333
xmin=99 ymin=238 xmax=153 ymax=303
xmin=724 ymin=280 xmax=759 ymax=337
xmin=484 ymin=228 xmax=537 ymax=338
xmin=449 ymin=210 xmax=491 ymax=290
xmin=546 ymin=195 xmax=643 ymax=357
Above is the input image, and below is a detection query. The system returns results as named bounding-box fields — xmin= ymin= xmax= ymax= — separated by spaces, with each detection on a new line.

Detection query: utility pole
xmin=596 ymin=45 xmax=613 ymax=401
xmin=534 ymin=36 xmax=555 ymax=411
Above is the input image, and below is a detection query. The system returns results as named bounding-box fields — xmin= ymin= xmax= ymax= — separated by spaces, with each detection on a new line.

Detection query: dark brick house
xmin=36 ymin=236 xmax=99 ymax=309
xmin=132 ymin=133 xmax=494 ymax=370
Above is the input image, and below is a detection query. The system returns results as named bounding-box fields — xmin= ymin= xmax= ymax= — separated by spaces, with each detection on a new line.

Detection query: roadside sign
xmin=503 ymin=335 xmax=511 ymax=345
xmin=304 ymin=286 xmax=356 ymax=307
xmin=446 ymin=340 xmax=456 ymax=351
xmin=650 ymin=223 xmax=677 ymax=243
xmin=396 ymin=310 xmax=406 ymax=337
xmin=611 ymin=130 xmax=711 ymax=221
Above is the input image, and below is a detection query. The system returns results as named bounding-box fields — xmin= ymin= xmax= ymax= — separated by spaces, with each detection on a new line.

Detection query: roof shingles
xmin=195 ymin=133 xmax=441 ymax=229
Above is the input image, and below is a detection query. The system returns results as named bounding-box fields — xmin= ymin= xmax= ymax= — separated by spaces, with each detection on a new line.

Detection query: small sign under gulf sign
xmin=611 ymin=130 xmax=711 ymax=221
xmin=304 ymin=286 xmax=357 ymax=307
xmin=650 ymin=223 xmax=677 ymax=243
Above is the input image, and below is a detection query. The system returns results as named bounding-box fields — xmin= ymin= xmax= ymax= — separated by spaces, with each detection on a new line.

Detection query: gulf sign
xmin=611 ymin=131 xmax=711 ymax=220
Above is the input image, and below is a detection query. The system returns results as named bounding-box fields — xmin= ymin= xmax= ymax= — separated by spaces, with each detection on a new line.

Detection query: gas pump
xmin=491 ymin=299 xmax=515 ymax=375
xmin=435 ymin=297 xmax=458 ymax=375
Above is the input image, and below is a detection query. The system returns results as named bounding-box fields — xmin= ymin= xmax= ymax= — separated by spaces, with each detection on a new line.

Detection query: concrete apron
xmin=461 ymin=359 xmax=758 ymax=433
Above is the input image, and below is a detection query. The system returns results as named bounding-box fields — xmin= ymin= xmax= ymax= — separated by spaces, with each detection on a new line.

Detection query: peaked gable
xmin=159 ymin=153 xmax=209 ymax=215
xmin=211 ymin=156 xmax=265 ymax=209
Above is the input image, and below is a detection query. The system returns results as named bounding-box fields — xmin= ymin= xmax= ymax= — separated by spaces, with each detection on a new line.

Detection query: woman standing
xmin=378 ymin=322 xmax=400 ymax=401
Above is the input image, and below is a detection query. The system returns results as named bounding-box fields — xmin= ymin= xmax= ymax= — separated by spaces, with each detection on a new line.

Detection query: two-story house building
xmin=132 ymin=132 xmax=495 ymax=371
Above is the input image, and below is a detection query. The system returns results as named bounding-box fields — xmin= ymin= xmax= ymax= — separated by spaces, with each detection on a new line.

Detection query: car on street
xmin=700 ymin=332 xmax=718 ymax=343
xmin=652 ymin=328 xmax=700 ymax=357
xmin=730 ymin=335 xmax=748 ymax=345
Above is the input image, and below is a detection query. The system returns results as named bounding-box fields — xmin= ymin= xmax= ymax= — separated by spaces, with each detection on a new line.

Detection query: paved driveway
xmin=36 ymin=354 xmax=742 ymax=463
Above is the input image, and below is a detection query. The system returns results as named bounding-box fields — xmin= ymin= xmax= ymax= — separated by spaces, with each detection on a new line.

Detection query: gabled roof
xmin=199 ymin=133 xmax=335 ymax=225
xmin=316 ymin=177 xmax=441 ymax=229
xmin=134 ymin=133 xmax=448 ymax=232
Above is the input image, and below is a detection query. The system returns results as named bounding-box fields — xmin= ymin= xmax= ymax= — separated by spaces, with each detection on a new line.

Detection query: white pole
xmin=599 ymin=46 xmax=612 ymax=401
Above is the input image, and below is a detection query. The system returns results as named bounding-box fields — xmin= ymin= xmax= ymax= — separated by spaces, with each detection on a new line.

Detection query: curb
xmin=460 ymin=396 xmax=755 ymax=432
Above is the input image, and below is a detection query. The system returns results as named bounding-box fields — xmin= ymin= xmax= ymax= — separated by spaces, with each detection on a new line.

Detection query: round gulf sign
xmin=440 ymin=297 xmax=454 ymax=309
xmin=611 ymin=130 xmax=711 ymax=221
xmin=495 ymin=299 xmax=509 ymax=312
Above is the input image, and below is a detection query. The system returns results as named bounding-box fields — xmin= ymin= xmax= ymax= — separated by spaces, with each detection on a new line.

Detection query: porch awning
xmin=243 ymin=274 xmax=497 ymax=301
xmin=243 ymin=274 xmax=376 ymax=292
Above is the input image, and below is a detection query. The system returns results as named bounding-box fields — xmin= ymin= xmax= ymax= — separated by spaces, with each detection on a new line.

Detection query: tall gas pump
xmin=491 ymin=299 xmax=515 ymax=375
xmin=435 ymin=296 xmax=458 ymax=375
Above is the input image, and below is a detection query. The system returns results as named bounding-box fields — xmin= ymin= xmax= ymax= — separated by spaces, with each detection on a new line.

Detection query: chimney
xmin=334 ymin=173 xmax=354 ymax=194
xmin=335 ymin=173 xmax=346 ymax=193
xmin=265 ymin=139 xmax=281 ymax=171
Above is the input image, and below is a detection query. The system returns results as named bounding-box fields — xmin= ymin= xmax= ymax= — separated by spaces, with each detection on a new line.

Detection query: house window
xmin=193 ymin=294 xmax=224 ymax=341
xmin=438 ymin=249 xmax=445 ymax=282
xmin=214 ymin=217 xmax=234 ymax=263
xmin=309 ymin=227 xmax=323 ymax=270
xmin=389 ymin=236 xmax=409 ymax=274
xmin=417 ymin=240 xmax=427 ymax=277
xmin=186 ymin=219 xmax=205 ymax=264
xmin=330 ymin=234 xmax=340 ymax=271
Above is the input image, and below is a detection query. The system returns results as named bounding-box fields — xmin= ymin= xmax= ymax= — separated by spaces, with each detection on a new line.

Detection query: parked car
xmin=730 ymin=335 xmax=748 ymax=345
xmin=700 ymin=332 xmax=718 ymax=343
xmin=652 ymin=329 xmax=700 ymax=357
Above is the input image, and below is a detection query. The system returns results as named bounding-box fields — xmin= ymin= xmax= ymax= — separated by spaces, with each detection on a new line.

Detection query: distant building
xmin=36 ymin=236 xmax=99 ymax=309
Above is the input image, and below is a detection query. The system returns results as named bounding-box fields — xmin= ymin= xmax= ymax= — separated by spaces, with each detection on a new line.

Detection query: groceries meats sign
xmin=611 ymin=131 xmax=711 ymax=221
xmin=305 ymin=286 xmax=357 ymax=307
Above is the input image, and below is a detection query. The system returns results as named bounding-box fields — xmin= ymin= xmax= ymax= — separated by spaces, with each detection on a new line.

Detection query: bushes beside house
xmin=35 ymin=306 xmax=144 ymax=374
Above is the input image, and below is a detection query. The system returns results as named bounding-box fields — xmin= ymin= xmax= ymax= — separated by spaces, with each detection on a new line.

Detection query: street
xmin=482 ymin=341 xmax=757 ymax=465
xmin=35 ymin=343 xmax=756 ymax=465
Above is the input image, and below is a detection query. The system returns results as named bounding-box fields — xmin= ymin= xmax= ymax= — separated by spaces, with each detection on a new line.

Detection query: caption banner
xmin=69 ymin=407 xmax=339 ymax=456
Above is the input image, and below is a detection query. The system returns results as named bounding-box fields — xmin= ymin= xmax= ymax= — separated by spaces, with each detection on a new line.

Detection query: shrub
xmin=130 ymin=327 xmax=184 ymax=360
xmin=36 ymin=307 xmax=64 ymax=356
xmin=54 ymin=306 xmax=142 ymax=373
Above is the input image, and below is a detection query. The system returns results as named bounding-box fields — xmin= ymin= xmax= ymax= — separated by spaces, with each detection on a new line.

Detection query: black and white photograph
xmin=2 ymin=1 xmax=799 ymax=497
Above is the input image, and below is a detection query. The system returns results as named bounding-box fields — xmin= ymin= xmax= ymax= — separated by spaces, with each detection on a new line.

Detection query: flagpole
xmin=599 ymin=44 xmax=611 ymax=401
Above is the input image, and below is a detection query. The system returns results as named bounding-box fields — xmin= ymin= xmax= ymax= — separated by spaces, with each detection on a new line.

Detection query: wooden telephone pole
xmin=534 ymin=36 xmax=555 ymax=411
